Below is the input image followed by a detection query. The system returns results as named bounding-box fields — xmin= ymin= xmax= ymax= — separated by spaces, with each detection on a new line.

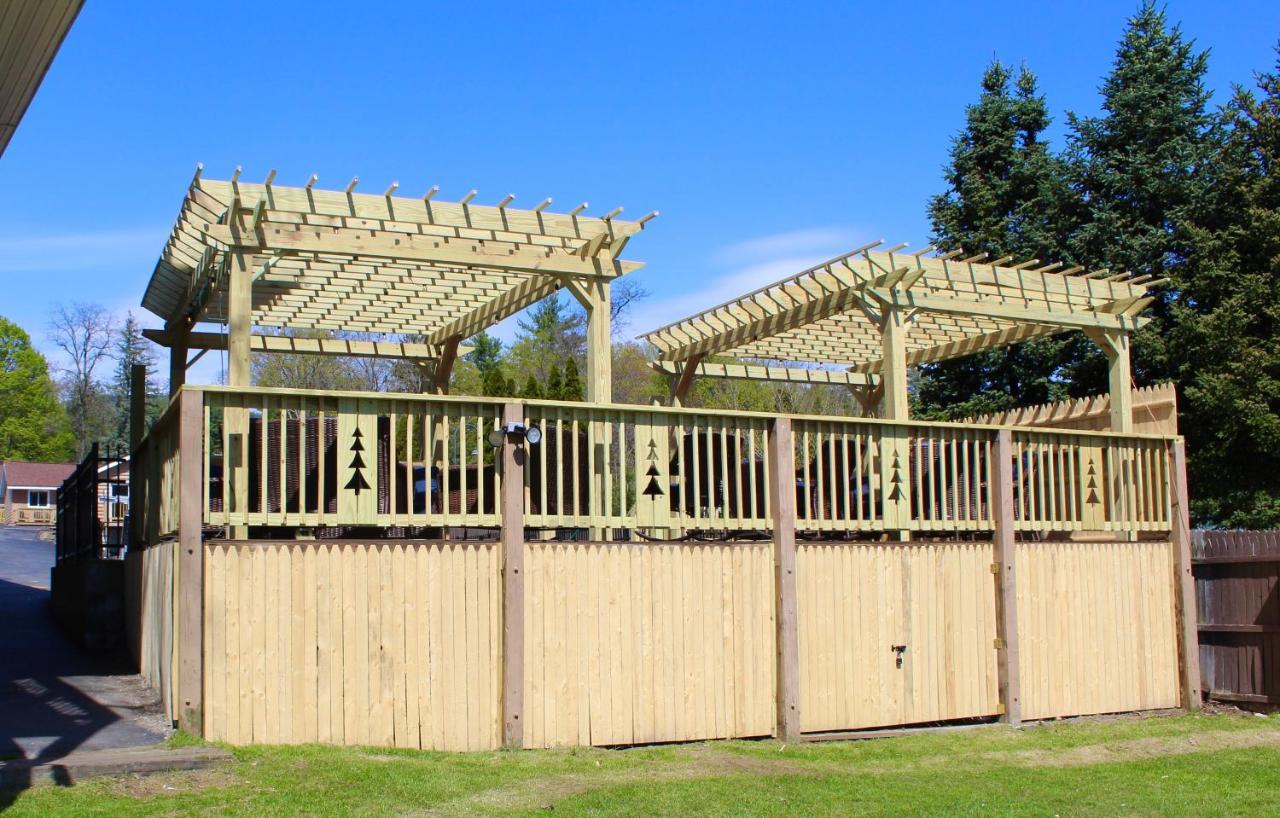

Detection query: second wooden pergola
xmin=642 ymin=242 xmax=1158 ymax=432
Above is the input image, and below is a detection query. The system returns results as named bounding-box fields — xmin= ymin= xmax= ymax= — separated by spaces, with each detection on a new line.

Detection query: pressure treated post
xmin=583 ymin=280 xmax=612 ymax=405
xmin=168 ymin=330 xmax=188 ymax=398
xmin=500 ymin=403 xmax=526 ymax=747
xmin=1170 ymin=438 xmax=1203 ymax=710
xmin=177 ymin=387 xmax=205 ymax=734
xmin=993 ymin=429 xmax=1022 ymax=726
xmin=225 ymin=251 xmax=252 ymax=538
xmin=129 ymin=364 xmax=147 ymax=546
xmin=768 ymin=417 xmax=801 ymax=741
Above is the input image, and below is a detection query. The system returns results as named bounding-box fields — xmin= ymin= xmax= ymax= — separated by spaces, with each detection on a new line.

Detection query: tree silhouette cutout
xmin=345 ymin=427 xmax=371 ymax=495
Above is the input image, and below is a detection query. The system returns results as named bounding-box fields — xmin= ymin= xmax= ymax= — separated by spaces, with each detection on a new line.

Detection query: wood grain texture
xmin=1016 ymin=541 xmax=1181 ymax=720
xmin=795 ymin=542 xmax=1000 ymax=733
xmin=202 ymin=541 xmax=501 ymax=749
xmin=520 ymin=541 xmax=775 ymax=748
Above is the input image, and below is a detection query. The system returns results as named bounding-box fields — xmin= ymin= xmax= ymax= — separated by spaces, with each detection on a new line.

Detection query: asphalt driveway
xmin=0 ymin=526 xmax=169 ymax=762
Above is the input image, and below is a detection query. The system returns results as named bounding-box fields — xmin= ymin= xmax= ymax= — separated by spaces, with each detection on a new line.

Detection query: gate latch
xmin=891 ymin=644 xmax=907 ymax=668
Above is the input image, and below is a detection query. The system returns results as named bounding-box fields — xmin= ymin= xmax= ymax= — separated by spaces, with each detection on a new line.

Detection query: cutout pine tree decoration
xmin=643 ymin=438 xmax=664 ymax=497
xmin=345 ymin=427 xmax=371 ymax=495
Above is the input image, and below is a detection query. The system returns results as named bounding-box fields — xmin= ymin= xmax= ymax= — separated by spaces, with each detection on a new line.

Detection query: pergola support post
xmin=1085 ymin=328 xmax=1133 ymax=433
xmin=880 ymin=306 xmax=909 ymax=422
xmin=168 ymin=327 xmax=188 ymax=397
xmin=668 ymin=354 xmax=703 ymax=407
xmin=433 ymin=334 xmax=462 ymax=395
xmin=572 ymin=279 xmax=612 ymax=404
xmin=225 ymin=251 xmax=252 ymax=538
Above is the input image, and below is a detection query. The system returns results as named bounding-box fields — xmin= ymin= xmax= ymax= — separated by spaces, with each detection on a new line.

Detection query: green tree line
xmin=921 ymin=2 xmax=1280 ymax=527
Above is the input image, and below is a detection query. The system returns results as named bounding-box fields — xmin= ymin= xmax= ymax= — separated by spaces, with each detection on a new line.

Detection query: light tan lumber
xmin=654 ymin=359 xmax=875 ymax=387
xmin=1169 ymin=439 xmax=1202 ymax=710
xmin=880 ymin=308 xmax=909 ymax=421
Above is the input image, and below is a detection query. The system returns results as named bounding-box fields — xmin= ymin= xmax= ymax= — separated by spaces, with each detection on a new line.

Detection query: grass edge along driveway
xmin=5 ymin=712 xmax=1280 ymax=817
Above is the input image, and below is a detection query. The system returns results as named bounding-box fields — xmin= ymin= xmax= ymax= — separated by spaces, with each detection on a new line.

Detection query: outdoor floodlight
xmin=488 ymin=422 xmax=542 ymax=448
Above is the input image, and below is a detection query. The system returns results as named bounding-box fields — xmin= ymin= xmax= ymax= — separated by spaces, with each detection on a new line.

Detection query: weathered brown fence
xmin=1193 ymin=530 xmax=1280 ymax=706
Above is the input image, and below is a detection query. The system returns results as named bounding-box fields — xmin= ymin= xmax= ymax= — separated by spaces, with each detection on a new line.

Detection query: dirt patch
xmin=104 ymin=767 xmax=241 ymax=799
xmin=992 ymin=725 xmax=1280 ymax=768
xmin=406 ymin=724 xmax=1280 ymax=816
xmin=405 ymin=744 xmax=812 ymax=818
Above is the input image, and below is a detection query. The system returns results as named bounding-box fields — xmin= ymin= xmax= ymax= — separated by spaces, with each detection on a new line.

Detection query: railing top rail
xmin=175 ymin=384 xmax=1178 ymax=443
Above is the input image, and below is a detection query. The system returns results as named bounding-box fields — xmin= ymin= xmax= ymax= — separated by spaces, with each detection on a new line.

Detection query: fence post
xmin=1170 ymin=438 xmax=1202 ymax=710
xmin=768 ymin=417 xmax=801 ymax=741
xmin=129 ymin=364 xmax=146 ymax=547
xmin=993 ymin=429 xmax=1022 ymax=726
xmin=500 ymin=402 xmax=526 ymax=748
xmin=177 ymin=388 xmax=205 ymax=734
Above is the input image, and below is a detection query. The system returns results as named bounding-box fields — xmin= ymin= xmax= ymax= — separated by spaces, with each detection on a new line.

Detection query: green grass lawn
xmin=5 ymin=712 xmax=1279 ymax=817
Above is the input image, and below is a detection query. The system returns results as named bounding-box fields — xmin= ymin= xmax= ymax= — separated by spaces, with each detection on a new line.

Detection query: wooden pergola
xmin=141 ymin=167 xmax=655 ymax=402
xmin=641 ymin=242 xmax=1158 ymax=431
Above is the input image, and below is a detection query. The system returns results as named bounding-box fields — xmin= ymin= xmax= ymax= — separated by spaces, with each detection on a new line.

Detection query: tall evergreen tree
xmin=1172 ymin=50 xmax=1280 ymax=526
xmin=508 ymin=294 xmax=585 ymax=384
xmin=920 ymin=60 xmax=1078 ymax=418
xmin=1065 ymin=1 xmax=1216 ymax=386
xmin=0 ymin=316 xmax=75 ymax=461
xmin=109 ymin=313 xmax=160 ymax=452
xmin=560 ymin=357 xmax=583 ymax=401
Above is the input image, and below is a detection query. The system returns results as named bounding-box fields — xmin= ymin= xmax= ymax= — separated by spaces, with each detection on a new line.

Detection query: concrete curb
xmin=0 ymin=744 xmax=231 ymax=789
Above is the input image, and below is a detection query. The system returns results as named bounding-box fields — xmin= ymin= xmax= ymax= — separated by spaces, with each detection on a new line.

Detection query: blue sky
xmin=1 ymin=1 xmax=1276 ymax=383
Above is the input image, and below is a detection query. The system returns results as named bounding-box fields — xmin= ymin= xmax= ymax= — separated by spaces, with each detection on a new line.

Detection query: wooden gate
xmin=795 ymin=542 xmax=1001 ymax=733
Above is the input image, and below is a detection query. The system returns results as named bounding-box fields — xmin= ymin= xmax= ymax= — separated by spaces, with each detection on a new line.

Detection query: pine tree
xmin=109 ymin=313 xmax=160 ymax=452
xmin=521 ymin=375 xmax=543 ymax=400
xmin=1066 ymin=1 xmax=1216 ymax=386
xmin=466 ymin=331 xmax=505 ymax=376
xmin=508 ymin=294 xmax=585 ymax=383
xmin=919 ymin=60 xmax=1078 ymax=418
xmin=0 ymin=316 xmax=75 ymax=461
xmin=561 ymin=357 xmax=583 ymax=401
xmin=1172 ymin=50 xmax=1280 ymax=526
xmin=545 ymin=365 xmax=563 ymax=401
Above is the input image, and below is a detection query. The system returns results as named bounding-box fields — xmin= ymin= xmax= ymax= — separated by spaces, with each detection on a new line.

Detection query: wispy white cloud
xmin=0 ymin=227 xmax=163 ymax=273
xmin=711 ymin=227 xmax=864 ymax=267
xmin=627 ymin=226 xmax=873 ymax=341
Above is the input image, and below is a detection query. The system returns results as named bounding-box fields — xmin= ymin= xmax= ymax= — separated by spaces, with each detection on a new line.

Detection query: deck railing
xmin=129 ymin=386 xmax=1179 ymax=541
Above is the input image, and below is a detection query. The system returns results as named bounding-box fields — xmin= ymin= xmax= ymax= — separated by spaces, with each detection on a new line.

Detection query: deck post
xmin=500 ymin=402 xmax=526 ymax=747
xmin=768 ymin=417 xmax=801 ymax=741
xmin=177 ymin=387 xmax=205 ymax=734
xmin=993 ymin=429 xmax=1022 ymax=726
xmin=1169 ymin=438 xmax=1203 ymax=710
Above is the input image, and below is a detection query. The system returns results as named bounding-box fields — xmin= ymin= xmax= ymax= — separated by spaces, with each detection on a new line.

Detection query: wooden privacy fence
xmin=1193 ymin=530 xmax=1280 ymax=707
xmin=124 ymin=388 xmax=1201 ymax=749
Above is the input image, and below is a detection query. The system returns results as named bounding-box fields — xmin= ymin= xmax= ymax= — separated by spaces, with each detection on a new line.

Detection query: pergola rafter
xmin=141 ymin=168 xmax=654 ymax=403
xmin=641 ymin=242 xmax=1158 ymax=429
